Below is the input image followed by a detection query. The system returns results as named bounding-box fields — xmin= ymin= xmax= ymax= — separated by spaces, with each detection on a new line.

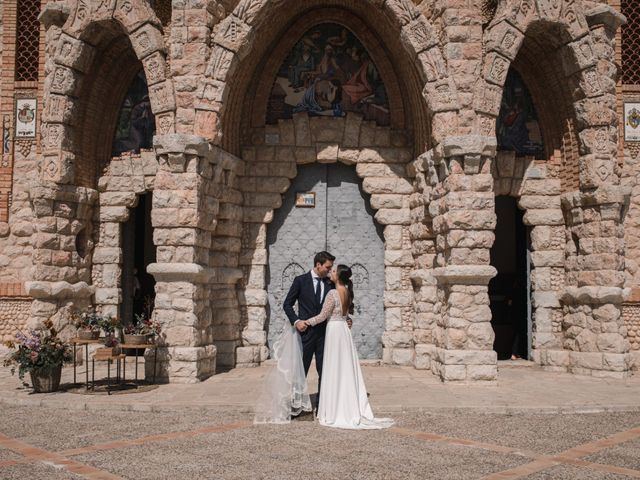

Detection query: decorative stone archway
xmin=236 ymin=114 xmax=415 ymax=367
xmin=27 ymin=4 xmax=177 ymax=341
xmin=429 ymin=0 xmax=631 ymax=378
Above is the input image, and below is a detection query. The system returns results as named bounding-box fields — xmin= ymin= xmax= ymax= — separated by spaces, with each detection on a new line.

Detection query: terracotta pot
xmin=77 ymin=329 xmax=100 ymax=340
xmin=123 ymin=334 xmax=151 ymax=345
xmin=29 ymin=365 xmax=62 ymax=393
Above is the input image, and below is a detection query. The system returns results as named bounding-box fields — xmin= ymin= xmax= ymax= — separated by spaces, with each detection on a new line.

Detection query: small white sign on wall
xmin=15 ymin=98 xmax=37 ymax=139
xmin=624 ymin=102 xmax=640 ymax=142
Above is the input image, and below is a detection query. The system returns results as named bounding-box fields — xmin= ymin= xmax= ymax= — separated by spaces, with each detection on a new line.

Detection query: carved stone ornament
xmin=49 ymin=67 xmax=77 ymax=96
xmin=418 ymin=47 xmax=447 ymax=83
xmin=54 ymin=34 xmax=95 ymax=73
xmin=149 ymin=81 xmax=176 ymax=114
xmin=156 ymin=112 xmax=175 ymax=135
xmin=214 ymin=15 xmax=253 ymax=55
xmin=579 ymin=155 xmax=614 ymax=189
xmin=401 ymin=19 xmax=436 ymax=55
xmin=143 ymin=52 xmax=166 ymax=85
xmin=473 ymin=81 xmax=502 ymax=117
xmin=206 ymin=47 xmax=235 ymax=81
xmin=581 ymin=68 xmax=603 ymax=98
xmin=384 ymin=0 xmax=420 ymax=27
xmin=484 ymin=53 xmax=510 ymax=86
xmin=130 ymin=24 xmax=164 ymax=59
xmin=537 ymin=0 xmax=562 ymax=21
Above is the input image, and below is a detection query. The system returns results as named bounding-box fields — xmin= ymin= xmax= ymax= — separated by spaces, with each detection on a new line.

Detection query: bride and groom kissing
xmin=254 ymin=251 xmax=393 ymax=430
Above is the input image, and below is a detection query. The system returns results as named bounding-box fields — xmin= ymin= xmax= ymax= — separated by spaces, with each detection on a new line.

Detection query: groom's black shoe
xmin=292 ymin=410 xmax=314 ymax=421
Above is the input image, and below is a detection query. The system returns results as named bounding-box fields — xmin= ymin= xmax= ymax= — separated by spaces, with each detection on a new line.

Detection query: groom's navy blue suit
xmin=283 ymin=272 xmax=334 ymax=390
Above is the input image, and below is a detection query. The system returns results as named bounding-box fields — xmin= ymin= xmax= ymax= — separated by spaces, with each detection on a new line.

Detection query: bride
xmin=255 ymin=264 xmax=393 ymax=430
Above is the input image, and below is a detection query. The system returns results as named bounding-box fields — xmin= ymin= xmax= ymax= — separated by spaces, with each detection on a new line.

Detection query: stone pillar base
xmin=414 ymin=344 xmax=436 ymax=370
xmin=382 ymin=347 xmax=415 ymax=366
xmin=534 ymin=348 xmax=568 ymax=372
xmin=236 ymin=345 xmax=269 ymax=367
xmin=149 ymin=346 xmax=216 ymax=383
xmin=432 ymin=348 xmax=497 ymax=383
xmin=565 ymin=351 xmax=632 ymax=379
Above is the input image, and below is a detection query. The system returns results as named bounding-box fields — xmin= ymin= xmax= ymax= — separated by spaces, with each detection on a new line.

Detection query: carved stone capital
xmin=147 ymin=263 xmax=243 ymax=284
xmin=432 ymin=265 xmax=497 ymax=285
xmin=561 ymin=286 xmax=629 ymax=305
xmin=25 ymin=281 xmax=95 ymax=300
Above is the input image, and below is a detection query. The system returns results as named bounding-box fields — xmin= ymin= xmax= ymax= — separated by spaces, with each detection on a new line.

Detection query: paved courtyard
xmin=1 ymin=361 xmax=640 ymax=479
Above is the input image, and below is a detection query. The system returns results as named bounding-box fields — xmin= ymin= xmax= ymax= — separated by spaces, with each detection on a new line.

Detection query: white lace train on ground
xmin=253 ymin=324 xmax=312 ymax=424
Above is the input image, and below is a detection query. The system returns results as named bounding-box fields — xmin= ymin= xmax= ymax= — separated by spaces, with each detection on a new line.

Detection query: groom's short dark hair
xmin=314 ymin=251 xmax=335 ymax=266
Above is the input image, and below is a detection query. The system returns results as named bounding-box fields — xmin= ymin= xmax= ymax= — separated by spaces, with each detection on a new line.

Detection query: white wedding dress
xmin=307 ymin=289 xmax=394 ymax=430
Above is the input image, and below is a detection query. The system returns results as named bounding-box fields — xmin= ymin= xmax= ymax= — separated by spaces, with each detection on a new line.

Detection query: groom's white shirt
xmin=294 ymin=269 xmax=325 ymax=328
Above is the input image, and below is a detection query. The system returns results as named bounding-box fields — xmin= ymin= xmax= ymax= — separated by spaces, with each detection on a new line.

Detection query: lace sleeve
xmin=306 ymin=290 xmax=336 ymax=327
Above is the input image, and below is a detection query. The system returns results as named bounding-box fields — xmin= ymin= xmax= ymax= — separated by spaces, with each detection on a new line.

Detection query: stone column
xmin=428 ymin=136 xmax=498 ymax=382
xmin=26 ymin=184 xmax=97 ymax=335
xmin=148 ymin=134 xmax=219 ymax=383
xmin=556 ymin=5 xmax=630 ymax=378
xmin=560 ymin=187 xmax=631 ymax=378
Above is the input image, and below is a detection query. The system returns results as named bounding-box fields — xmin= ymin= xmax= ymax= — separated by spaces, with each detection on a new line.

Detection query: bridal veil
xmin=253 ymin=324 xmax=312 ymax=424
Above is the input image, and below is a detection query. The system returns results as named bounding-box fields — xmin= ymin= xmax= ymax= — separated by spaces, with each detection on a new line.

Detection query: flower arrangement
xmin=73 ymin=310 xmax=102 ymax=332
xmin=72 ymin=310 xmax=120 ymax=340
xmin=103 ymin=335 xmax=120 ymax=348
xmin=3 ymin=319 xmax=72 ymax=384
xmin=124 ymin=314 xmax=162 ymax=337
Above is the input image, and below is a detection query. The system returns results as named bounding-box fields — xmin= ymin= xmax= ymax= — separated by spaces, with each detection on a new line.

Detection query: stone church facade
xmin=0 ymin=0 xmax=639 ymax=383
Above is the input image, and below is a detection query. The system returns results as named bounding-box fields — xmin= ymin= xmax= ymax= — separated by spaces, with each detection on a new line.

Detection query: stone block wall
xmin=622 ymin=304 xmax=640 ymax=351
xmin=0 ymin=296 xmax=30 ymax=342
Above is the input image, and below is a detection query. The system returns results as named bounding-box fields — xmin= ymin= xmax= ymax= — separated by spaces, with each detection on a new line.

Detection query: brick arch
xmin=197 ymin=0 xmax=459 ymax=155
xmin=477 ymin=0 xmax=620 ymax=191
xmin=40 ymin=2 xmax=175 ymax=186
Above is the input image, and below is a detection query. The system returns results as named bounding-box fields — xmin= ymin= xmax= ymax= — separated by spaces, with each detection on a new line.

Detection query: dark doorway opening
xmin=489 ymin=196 xmax=530 ymax=360
xmin=121 ymin=192 xmax=156 ymax=328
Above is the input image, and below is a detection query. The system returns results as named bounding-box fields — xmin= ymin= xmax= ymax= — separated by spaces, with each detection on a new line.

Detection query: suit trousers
xmin=301 ymin=325 xmax=325 ymax=395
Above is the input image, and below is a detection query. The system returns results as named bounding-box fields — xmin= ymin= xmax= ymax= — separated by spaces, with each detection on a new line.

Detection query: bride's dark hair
xmin=336 ymin=264 xmax=354 ymax=315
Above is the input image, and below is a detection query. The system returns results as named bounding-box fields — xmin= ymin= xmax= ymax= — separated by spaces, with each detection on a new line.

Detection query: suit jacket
xmin=283 ymin=272 xmax=334 ymax=328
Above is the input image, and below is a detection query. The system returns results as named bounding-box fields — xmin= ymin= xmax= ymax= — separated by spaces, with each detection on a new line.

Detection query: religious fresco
xmin=266 ymin=23 xmax=390 ymax=125
xmin=497 ymin=69 xmax=545 ymax=158
xmin=112 ymin=71 xmax=155 ymax=157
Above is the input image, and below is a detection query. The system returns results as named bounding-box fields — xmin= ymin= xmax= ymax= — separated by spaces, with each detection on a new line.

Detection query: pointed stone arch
xmin=477 ymin=0 xmax=631 ymax=378
xmin=196 ymin=0 xmax=460 ymax=154
xmin=39 ymin=0 xmax=176 ymax=186
xmin=476 ymin=0 xmax=623 ymax=169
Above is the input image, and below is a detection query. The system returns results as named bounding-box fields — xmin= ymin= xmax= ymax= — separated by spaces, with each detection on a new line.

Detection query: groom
xmin=283 ymin=251 xmax=335 ymax=394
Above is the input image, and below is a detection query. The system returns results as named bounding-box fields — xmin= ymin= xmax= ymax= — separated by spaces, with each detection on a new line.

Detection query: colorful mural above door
xmin=497 ymin=69 xmax=545 ymax=158
xmin=266 ymin=23 xmax=390 ymax=126
xmin=112 ymin=71 xmax=155 ymax=157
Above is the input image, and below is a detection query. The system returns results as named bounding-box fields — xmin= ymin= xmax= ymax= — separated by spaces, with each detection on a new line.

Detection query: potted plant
xmin=123 ymin=314 xmax=162 ymax=345
xmin=96 ymin=335 xmax=121 ymax=357
xmin=73 ymin=310 xmax=101 ymax=340
xmin=97 ymin=314 xmax=119 ymax=336
xmin=3 ymin=319 xmax=72 ymax=393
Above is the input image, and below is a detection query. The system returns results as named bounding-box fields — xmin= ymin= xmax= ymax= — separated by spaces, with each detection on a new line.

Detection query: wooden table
xmin=69 ymin=337 xmax=102 ymax=389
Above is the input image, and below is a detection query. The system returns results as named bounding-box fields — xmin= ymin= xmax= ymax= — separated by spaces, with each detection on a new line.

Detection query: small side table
xmin=70 ymin=337 xmax=102 ymax=389
xmin=119 ymin=343 xmax=158 ymax=384
xmin=92 ymin=353 xmax=127 ymax=395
